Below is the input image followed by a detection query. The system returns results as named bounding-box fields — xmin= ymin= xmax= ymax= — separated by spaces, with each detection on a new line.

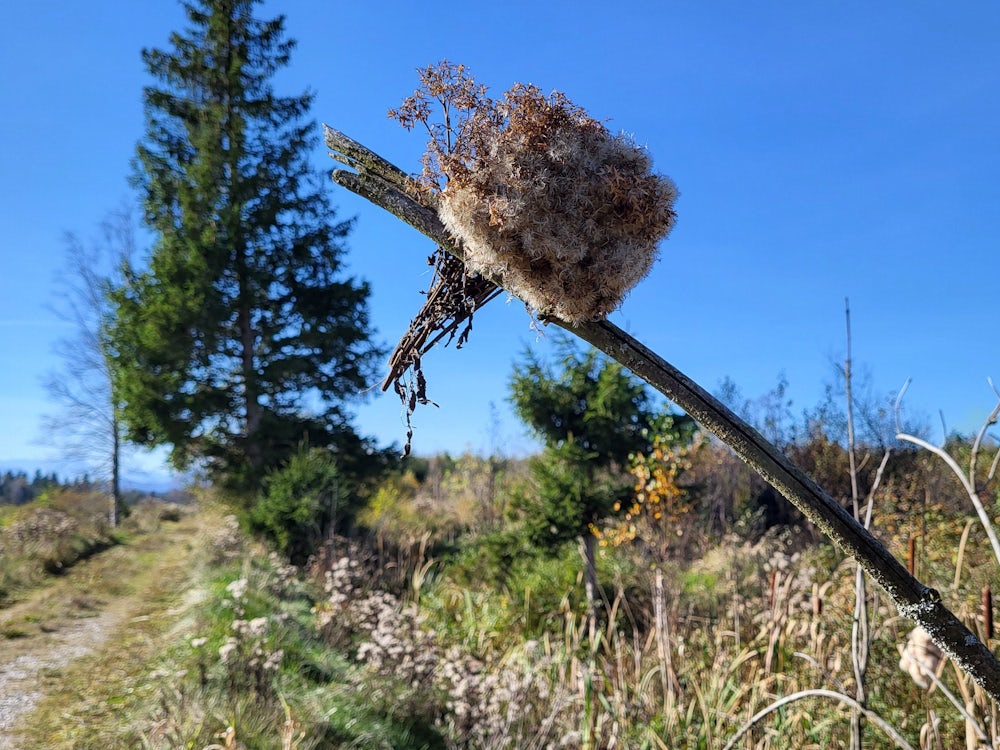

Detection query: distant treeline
xmin=0 ymin=471 xmax=175 ymax=507
xmin=0 ymin=470 xmax=65 ymax=506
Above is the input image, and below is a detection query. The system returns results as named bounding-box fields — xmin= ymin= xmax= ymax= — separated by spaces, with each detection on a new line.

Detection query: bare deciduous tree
xmin=42 ymin=207 xmax=135 ymax=526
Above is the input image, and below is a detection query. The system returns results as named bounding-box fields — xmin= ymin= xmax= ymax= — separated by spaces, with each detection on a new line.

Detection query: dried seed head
xmin=899 ymin=626 xmax=943 ymax=689
xmin=438 ymin=84 xmax=678 ymax=323
xmin=385 ymin=62 xmax=678 ymax=452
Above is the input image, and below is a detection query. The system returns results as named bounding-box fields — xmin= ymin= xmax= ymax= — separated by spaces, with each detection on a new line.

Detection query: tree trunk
xmin=111 ymin=410 xmax=121 ymax=528
xmin=238 ymin=294 xmax=262 ymax=473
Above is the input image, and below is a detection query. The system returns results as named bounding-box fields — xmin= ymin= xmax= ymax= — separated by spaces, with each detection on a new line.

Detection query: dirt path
xmin=0 ymin=515 xmax=202 ymax=750
xmin=0 ymin=610 xmax=122 ymax=747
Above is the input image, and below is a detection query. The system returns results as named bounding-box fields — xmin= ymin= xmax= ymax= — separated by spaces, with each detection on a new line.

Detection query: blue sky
xmin=1 ymin=1 xmax=998 ymax=486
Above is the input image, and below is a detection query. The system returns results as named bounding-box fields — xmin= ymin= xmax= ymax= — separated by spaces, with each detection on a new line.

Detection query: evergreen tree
xmin=509 ymin=338 xmax=693 ymax=619
xmin=110 ymin=0 xmax=384 ymax=492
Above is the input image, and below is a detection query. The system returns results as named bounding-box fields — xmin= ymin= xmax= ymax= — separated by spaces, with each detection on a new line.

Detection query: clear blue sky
xmin=1 ymin=1 xmax=998 ymax=487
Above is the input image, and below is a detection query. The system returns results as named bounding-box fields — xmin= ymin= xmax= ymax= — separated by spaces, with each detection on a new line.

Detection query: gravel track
xmin=0 ymin=518 xmax=199 ymax=749
xmin=0 ymin=609 xmax=122 ymax=749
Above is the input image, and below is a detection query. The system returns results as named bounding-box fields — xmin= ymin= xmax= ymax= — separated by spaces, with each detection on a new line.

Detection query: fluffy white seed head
xmin=438 ymin=102 xmax=677 ymax=323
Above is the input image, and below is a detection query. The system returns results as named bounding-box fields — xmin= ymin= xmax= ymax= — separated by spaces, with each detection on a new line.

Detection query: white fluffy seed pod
xmin=438 ymin=97 xmax=678 ymax=324
xmin=899 ymin=627 xmax=943 ymax=689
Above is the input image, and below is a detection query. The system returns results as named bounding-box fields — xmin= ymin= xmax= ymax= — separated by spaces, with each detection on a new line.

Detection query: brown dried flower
xmin=438 ymin=81 xmax=678 ymax=322
xmin=385 ymin=61 xmax=678 ymax=451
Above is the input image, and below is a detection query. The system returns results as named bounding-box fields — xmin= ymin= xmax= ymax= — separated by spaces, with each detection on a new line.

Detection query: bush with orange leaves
xmin=594 ymin=433 xmax=699 ymax=560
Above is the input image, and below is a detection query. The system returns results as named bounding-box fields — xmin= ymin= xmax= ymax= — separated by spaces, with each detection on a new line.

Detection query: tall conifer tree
xmin=111 ymin=0 xmax=383 ymax=491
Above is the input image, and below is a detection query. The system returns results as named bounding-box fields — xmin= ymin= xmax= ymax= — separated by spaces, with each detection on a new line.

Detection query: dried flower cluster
xmin=315 ymin=552 xmax=436 ymax=682
xmin=391 ymin=61 xmax=677 ymax=324
xmin=899 ymin=626 xmax=944 ymax=689
xmin=314 ymin=550 xmax=579 ymax=748
xmin=1 ymin=508 xmax=78 ymax=550
xmin=206 ymin=514 xmax=246 ymax=564
xmin=436 ymin=641 xmax=575 ymax=749
xmin=144 ymin=556 xmax=303 ymax=746
xmin=0 ymin=507 xmax=95 ymax=576
xmin=437 ymin=82 xmax=678 ymax=323
xmin=385 ymin=62 xmax=677 ymax=452
xmin=212 ymin=574 xmax=288 ymax=698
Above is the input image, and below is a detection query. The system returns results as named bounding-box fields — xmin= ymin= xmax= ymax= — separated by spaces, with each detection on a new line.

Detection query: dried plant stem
xmin=844 ymin=298 xmax=868 ymax=750
xmin=898 ymin=653 xmax=990 ymax=744
xmin=721 ymin=689 xmax=916 ymax=750
xmin=793 ymin=651 xmax=848 ymax=694
xmin=954 ymin=518 xmax=976 ymax=591
xmin=895 ymin=380 xmax=1000 ymax=569
xmin=324 ymin=125 xmax=1000 ymax=704
xmin=969 ymin=379 xmax=1000 ymax=491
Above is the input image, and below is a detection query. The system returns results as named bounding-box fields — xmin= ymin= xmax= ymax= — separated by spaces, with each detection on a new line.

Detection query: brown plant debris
xmin=384 ymin=61 xmax=678 ymax=453
xmin=383 ymin=246 xmax=502 ymax=455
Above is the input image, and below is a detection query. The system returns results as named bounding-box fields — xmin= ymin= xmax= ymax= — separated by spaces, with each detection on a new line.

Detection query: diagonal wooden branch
xmin=324 ymin=124 xmax=1000 ymax=704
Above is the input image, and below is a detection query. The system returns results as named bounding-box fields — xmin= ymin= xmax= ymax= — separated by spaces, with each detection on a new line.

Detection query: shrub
xmin=444 ymin=527 xmax=533 ymax=589
xmin=251 ymin=448 xmax=345 ymax=564
xmin=0 ymin=490 xmax=117 ymax=597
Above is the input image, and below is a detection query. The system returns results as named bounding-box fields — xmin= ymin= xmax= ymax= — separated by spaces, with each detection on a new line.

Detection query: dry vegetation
xmin=4 ymin=427 xmax=998 ymax=749
xmin=0 ymin=486 xmax=121 ymax=606
xmin=389 ymin=61 xmax=677 ymax=324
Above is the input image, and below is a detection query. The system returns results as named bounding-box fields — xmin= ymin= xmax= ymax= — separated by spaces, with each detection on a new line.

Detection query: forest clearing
xmin=2 ymin=1 xmax=998 ymax=749
xmin=2 ymin=426 xmax=999 ymax=749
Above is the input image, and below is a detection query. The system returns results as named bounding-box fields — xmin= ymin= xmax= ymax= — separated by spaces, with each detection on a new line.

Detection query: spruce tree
xmin=509 ymin=338 xmax=693 ymax=621
xmin=111 ymin=0 xmax=384 ymax=491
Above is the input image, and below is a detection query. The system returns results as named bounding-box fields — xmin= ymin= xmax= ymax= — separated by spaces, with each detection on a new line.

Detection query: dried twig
xmin=326 ymin=128 xmax=501 ymax=454
xmin=324 ymin=124 xmax=1000 ymax=704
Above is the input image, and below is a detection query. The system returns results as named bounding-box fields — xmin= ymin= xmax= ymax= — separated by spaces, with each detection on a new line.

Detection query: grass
xmin=0 ymin=489 xmax=124 ymax=607
xmin=6 ymin=505 xmax=450 ymax=750
xmin=3 ymin=473 xmax=998 ymax=749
